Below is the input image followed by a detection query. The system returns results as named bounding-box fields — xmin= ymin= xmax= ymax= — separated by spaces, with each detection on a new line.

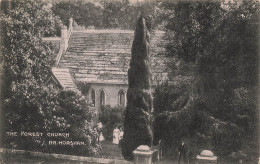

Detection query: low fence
xmin=0 ymin=147 xmax=222 ymax=164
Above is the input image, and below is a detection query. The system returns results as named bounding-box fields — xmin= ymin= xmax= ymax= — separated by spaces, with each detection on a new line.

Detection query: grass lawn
xmin=99 ymin=140 xmax=124 ymax=160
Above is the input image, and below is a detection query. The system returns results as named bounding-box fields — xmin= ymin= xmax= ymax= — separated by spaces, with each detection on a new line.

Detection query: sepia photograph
xmin=0 ymin=0 xmax=259 ymax=163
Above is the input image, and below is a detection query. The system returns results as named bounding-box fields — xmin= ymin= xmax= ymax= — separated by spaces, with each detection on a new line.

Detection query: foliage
xmin=50 ymin=91 xmax=99 ymax=156
xmin=1 ymin=0 xmax=98 ymax=156
xmin=51 ymin=0 xmax=161 ymax=30
xmin=51 ymin=1 xmax=103 ymax=28
xmin=99 ymin=105 xmax=125 ymax=141
xmin=153 ymin=0 xmax=259 ymax=162
xmin=76 ymin=82 xmax=91 ymax=96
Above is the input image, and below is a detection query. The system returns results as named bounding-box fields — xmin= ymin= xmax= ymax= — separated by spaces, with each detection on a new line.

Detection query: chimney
xmin=69 ymin=18 xmax=73 ymax=30
xmin=61 ymin=25 xmax=68 ymax=40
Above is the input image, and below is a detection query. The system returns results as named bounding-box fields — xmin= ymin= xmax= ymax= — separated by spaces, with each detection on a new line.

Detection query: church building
xmin=43 ymin=20 xmax=168 ymax=118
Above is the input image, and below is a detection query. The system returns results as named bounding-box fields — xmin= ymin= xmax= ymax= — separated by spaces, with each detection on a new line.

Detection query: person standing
xmin=119 ymin=127 xmax=124 ymax=140
xmin=178 ymin=139 xmax=187 ymax=164
xmin=99 ymin=130 xmax=104 ymax=142
xmin=118 ymin=127 xmax=124 ymax=147
xmin=97 ymin=122 xmax=103 ymax=144
xmin=113 ymin=127 xmax=120 ymax=144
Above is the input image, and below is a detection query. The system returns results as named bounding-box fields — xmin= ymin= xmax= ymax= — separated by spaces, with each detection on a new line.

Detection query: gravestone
xmin=133 ymin=145 xmax=153 ymax=164
xmin=196 ymin=150 xmax=217 ymax=164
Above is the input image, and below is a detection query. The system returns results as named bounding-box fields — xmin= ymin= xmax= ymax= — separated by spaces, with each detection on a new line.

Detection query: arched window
xmin=118 ymin=90 xmax=125 ymax=107
xmin=100 ymin=90 xmax=105 ymax=108
xmin=91 ymin=89 xmax=95 ymax=107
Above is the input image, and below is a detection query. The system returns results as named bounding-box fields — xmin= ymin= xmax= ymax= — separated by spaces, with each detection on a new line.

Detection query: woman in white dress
xmin=97 ymin=122 xmax=104 ymax=143
xmin=99 ymin=131 xmax=104 ymax=141
xmin=112 ymin=127 xmax=120 ymax=144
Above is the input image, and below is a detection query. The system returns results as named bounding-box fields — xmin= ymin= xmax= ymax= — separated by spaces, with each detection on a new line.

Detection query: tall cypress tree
xmin=122 ymin=16 xmax=153 ymax=160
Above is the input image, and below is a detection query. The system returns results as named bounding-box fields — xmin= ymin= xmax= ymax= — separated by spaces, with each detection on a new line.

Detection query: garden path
xmin=99 ymin=140 xmax=124 ymax=160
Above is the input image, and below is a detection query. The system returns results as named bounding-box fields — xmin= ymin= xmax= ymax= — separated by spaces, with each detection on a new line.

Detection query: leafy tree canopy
xmin=1 ymin=0 xmax=98 ymax=156
xmin=153 ymin=0 xmax=259 ymax=162
xmin=51 ymin=0 xmax=162 ymax=30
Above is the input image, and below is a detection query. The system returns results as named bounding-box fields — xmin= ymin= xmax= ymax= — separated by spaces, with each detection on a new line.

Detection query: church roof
xmin=58 ymin=30 xmax=168 ymax=85
xmin=51 ymin=67 xmax=80 ymax=93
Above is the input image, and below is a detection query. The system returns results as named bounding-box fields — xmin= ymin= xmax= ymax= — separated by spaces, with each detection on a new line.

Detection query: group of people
xmin=112 ymin=127 xmax=123 ymax=145
xmin=96 ymin=123 xmax=124 ymax=146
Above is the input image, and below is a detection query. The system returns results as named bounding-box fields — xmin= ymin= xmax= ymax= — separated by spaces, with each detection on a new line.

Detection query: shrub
xmin=3 ymin=89 xmax=99 ymax=156
xmin=48 ymin=90 xmax=99 ymax=156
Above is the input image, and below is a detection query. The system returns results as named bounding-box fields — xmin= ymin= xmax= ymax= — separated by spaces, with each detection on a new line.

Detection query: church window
xmin=100 ymin=90 xmax=105 ymax=108
xmin=91 ymin=89 xmax=95 ymax=107
xmin=119 ymin=90 xmax=126 ymax=107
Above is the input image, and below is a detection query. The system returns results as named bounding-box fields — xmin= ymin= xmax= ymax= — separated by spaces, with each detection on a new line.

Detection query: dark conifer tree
xmin=122 ymin=16 xmax=153 ymax=160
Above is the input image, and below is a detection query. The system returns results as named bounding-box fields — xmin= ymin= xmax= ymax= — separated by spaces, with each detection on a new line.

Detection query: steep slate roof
xmin=59 ymin=30 xmax=168 ymax=85
xmin=51 ymin=67 xmax=80 ymax=93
